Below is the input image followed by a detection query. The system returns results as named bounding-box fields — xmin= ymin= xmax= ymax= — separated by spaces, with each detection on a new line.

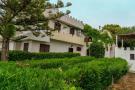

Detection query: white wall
xmin=0 ymin=41 xmax=16 ymax=51
xmin=50 ymin=40 xmax=86 ymax=56
xmin=49 ymin=20 xmax=84 ymax=38
xmin=115 ymin=47 xmax=135 ymax=71
xmin=105 ymin=44 xmax=115 ymax=58
xmin=20 ymin=41 xmax=49 ymax=52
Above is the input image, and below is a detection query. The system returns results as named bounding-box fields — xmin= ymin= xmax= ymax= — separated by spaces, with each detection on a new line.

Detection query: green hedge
xmin=0 ymin=62 xmax=74 ymax=90
xmin=28 ymin=56 xmax=95 ymax=70
xmin=0 ymin=57 xmax=128 ymax=90
xmin=64 ymin=58 xmax=128 ymax=90
xmin=0 ymin=51 xmax=80 ymax=61
xmin=89 ymin=42 xmax=105 ymax=58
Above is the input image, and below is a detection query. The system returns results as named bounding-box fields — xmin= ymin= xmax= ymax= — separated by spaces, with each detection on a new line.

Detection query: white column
xmin=116 ymin=35 xmax=118 ymax=47
xmin=122 ymin=39 xmax=124 ymax=48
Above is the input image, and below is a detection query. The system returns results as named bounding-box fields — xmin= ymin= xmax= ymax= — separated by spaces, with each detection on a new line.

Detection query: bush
xmin=64 ymin=58 xmax=128 ymax=90
xmin=0 ymin=62 xmax=75 ymax=90
xmin=89 ymin=42 xmax=105 ymax=58
xmin=0 ymin=51 xmax=80 ymax=61
xmin=0 ymin=57 xmax=128 ymax=90
xmin=26 ymin=56 xmax=95 ymax=70
xmin=31 ymin=52 xmax=80 ymax=60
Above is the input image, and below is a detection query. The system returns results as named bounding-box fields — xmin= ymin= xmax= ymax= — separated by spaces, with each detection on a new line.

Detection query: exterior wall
xmin=45 ymin=9 xmax=84 ymax=29
xmin=51 ymin=31 xmax=85 ymax=45
xmin=49 ymin=20 xmax=85 ymax=45
xmin=115 ymin=47 xmax=135 ymax=71
xmin=20 ymin=41 xmax=49 ymax=52
xmin=105 ymin=44 xmax=115 ymax=58
xmin=0 ymin=41 xmax=16 ymax=51
xmin=9 ymin=40 xmax=87 ymax=56
xmin=50 ymin=40 xmax=87 ymax=56
xmin=0 ymin=10 xmax=87 ymax=56
xmin=15 ymin=42 xmax=22 ymax=50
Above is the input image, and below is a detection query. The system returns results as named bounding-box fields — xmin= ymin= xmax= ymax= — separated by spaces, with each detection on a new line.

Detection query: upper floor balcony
xmin=51 ymin=31 xmax=86 ymax=45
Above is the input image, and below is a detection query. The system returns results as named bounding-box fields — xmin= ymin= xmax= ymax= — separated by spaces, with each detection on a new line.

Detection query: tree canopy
xmin=84 ymin=24 xmax=113 ymax=45
xmin=0 ymin=0 xmax=71 ymax=61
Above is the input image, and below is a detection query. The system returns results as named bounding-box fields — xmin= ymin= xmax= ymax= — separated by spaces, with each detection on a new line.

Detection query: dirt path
xmin=110 ymin=73 xmax=135 ymax=90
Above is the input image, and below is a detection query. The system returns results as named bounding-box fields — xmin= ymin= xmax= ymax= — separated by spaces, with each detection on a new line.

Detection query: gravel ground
xmin=109 ymin=73 xmax=135 ymax=90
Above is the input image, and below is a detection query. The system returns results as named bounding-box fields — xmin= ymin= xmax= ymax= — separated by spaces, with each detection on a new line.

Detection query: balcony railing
xmin=51 ymin=31 xmax=85 ymax=45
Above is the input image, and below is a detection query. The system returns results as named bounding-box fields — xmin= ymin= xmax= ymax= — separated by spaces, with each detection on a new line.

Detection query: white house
xmin=0 ymin=12 xmax=90 ymax=56
xmin=105 ymin=33 xmax=135 ymax=71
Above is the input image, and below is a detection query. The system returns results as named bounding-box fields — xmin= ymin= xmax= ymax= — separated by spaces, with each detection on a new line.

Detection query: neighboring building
xmin=105 ymin=33 xmax=135 ymax=71
xmin=0 ymin=11 xmax=90 ymax=56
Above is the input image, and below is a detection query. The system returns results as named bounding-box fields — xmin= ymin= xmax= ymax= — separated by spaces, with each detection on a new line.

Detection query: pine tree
xmin=0 ymin=0 xmax=71 ymax=61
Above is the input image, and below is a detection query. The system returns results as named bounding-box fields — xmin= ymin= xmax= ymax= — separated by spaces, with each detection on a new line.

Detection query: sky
xmin=51 ymin=0 xmax=135 ymax=28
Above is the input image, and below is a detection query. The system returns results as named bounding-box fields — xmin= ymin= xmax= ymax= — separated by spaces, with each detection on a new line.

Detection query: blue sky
xmin=51 ymin=0 xmax=135 ymax=28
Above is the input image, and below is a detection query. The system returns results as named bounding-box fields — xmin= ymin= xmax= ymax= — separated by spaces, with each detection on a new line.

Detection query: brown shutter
xmin=68 ymin=48 xmax=73 ymax=52
xmin=40 ymin=44 xmax=50 ymax=52
xmin=130 ymin=54 xmax=135 ymax=60
xmin=23 ymin=43 xmax=29 ymax=52
xmin=54 ymin=21 xmax=61 ymax=31
xmin=76 ymin=47 xmax=81 ymax=51
xmin=70 ymin=28 xmax=75 ymax=35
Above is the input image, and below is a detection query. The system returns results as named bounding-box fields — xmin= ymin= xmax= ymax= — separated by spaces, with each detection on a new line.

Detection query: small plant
xmin=0 ymin=51 xmax=80 ymax=61
xmin=89 ymin=42 xmax=105 ymax=58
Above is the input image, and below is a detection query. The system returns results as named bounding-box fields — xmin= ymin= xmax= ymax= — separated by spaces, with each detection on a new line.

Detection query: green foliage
xmin=84 ymin=24 xmax=113 ymax=45
xmin=0 ymin=24 xmax=16 ymax=39
xmin=89 ymin=42 xmax=105 ymax=58
xmin=31 ymin=52 xmax=80 ymax=60
xmin=64 ymin=58 xmax=128 ymax=90
xmin=0 ymin=51 xmax=80 ymax=61
xmin=100 ymin=30 xmax=114 ymax=44
xmin=84 ymin=24 xmax=100 ymax=41
xmin=0 ymin=0 xmax=71 ymax=61
xmin=28 ymin=56 xmax=95 ymax=70
xmin=0 ymin=57 xmax=128 ymax=90
xmin=102 ymin=24 xmax=121 ymax=38
xmin=118 ymin=26 xmax=135 ymax=34
xmin=0 ymin=63 xmax=71 ymax=90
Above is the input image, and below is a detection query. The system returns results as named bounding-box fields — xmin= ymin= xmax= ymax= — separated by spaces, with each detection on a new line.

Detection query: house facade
xmin=0 ymin=14 xmax=89 ymax=56
xmin=105 ymin=33 xmax=135 ymax=71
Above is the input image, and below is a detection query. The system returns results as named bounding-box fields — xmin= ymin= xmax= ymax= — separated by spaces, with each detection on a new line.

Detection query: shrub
xmin=0 ymin=57 xmax=128 ymax=90
xmin=89 ymin=42 xmax=105 ymax=58
xmin=31 ymin=52 xmax=80 ymax=60
xmin=0 ymin=62 xmax=75 ymax=90
xmin=29 ymin=56 xmax=95 ymax=70
xmin=0 ymin=51 xmax=80 ymax=61
xmin=64 ymin=58 xmax=128 ymax=90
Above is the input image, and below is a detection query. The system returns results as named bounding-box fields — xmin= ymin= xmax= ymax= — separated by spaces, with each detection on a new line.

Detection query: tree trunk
xmin=1 ymin=38 xmax=9 ymax=61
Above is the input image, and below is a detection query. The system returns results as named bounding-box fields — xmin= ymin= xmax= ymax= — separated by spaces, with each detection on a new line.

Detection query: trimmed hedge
xmin=64 ymin=58 xmax=128 ymax=90
xmin=28 ymin=56 xmax=95 ymax=69
xmin=0 ymin=63 xmax=73 ymax=90
xmin=0 ymin=50 xmax=80 ymax=61
xmin=0 ymin=57 xmax=128 ymax=90
xmin=90 ymin=42 xmax=105 ymax=58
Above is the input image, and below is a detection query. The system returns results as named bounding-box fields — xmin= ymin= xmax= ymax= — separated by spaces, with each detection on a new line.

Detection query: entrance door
xmin=68 ymin=48 xmax=73 ymax=53
xmin=23 ymin=43 xmax=29 ymax=52
xmin=40 ymin=44 xmax=50 ymax=52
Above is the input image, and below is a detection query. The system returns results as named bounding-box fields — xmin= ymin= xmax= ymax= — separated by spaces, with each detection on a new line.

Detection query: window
xmin=68 ymin=48 xmax=73 ymax=53
xmin=76 ymin=30 xmax=82 ymax=36
xmin=54 ymin=21 xmax=61 ymax=31
xmin=124 ymin=47 xmax=127 ymax=50
xmin=23 ymin=43 xmax=29 ymax=52
xmin=130 ymin=47 xmax=134 ymax=50
xmin=40 ymin=44 xmax=50 ymax=52
xmin=70 ymin=27 xmax=75 ymax=35
xmin=130 ymin=54 xmax=135 ymax=60
xmin=77 ymin=47 xmax=81 ymax=51
xmin=84 ymin=37 xmax=92 ymax=42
